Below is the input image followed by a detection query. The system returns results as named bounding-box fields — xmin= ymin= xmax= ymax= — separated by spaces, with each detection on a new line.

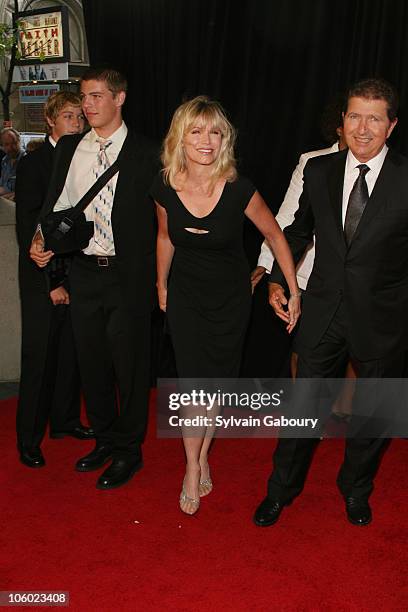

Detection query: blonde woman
xmin=150 ymin=96 xmax=300 ymax=515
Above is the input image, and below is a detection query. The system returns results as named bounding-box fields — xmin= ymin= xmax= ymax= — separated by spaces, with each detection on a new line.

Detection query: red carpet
xmin=2 ymin=393 xmax=408 ymax=611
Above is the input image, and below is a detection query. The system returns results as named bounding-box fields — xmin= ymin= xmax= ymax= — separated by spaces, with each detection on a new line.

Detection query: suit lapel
xmin=43 ymin=137 xmax=54 ymax=160
xmin=39 ymin=138 xmax=54 ymax=174
xmin=113 ymin=132 xmax=133 ymax=202
xmin=327 ymin=149 xmax=347 ymax=252
xmin=349 ymin=149 xmax=399 ymax=247
xmin=113 ymin=132 xmax=146 ymax=207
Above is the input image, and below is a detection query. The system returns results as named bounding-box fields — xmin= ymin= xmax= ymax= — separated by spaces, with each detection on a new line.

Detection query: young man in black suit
xmin=16 ymin=91 xmax=94 ymax=468
xmin=254 ymin=78 xmax=406 ymax=527
xmin=31 ymin=67 xmax=158 ymax=490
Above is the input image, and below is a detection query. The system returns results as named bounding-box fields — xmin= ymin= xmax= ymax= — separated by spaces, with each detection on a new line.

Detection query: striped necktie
xmin=93 ymin=138 xmax=114 ymax=251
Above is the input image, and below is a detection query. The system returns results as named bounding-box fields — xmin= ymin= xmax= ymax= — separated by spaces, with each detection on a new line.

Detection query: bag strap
xmin=67 ymin=159 xmax=120 ymax=222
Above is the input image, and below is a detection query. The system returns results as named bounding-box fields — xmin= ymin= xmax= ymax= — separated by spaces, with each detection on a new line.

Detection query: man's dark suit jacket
xmin=270 ymin=148 xmax=408 ymax=361
xmin=16 ymin=140 xmax=53 ymax=293
xmin=39 ymin=131 xmax=159 ymax=315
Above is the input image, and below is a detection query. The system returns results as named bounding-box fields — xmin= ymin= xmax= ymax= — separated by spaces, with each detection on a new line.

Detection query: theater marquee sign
xmin=16 ymin=6 xmax=70 ymax=64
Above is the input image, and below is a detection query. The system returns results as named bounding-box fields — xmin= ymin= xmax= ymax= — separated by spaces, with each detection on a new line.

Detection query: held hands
xmin=250 ymin=266 xmax=266 ymax=293
xmin=50 ymin=286 xmax=70 ymax=305
xmin=268 ymin=282 xmax=301 ymax=333
xmin=157 ymin=285 xmax=167 ymax=312
xmin=29 ymin=231 xmax=54 ymax=268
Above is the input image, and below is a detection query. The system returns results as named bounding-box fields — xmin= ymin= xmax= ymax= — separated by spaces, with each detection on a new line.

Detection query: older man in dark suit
xmin=254 ymin=78 xmax=406 ymax=527
xmin=30 ymin=67 xmax=158 ymax=490
xmin=16 ymin=92 xmax=93 ymax=469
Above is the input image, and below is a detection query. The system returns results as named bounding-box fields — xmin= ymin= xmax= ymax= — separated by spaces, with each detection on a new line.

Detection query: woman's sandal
xmin=199 ymin=477 xmax=213 ymax=497
xmin=179 ymin=487 xmax=200 ymax=515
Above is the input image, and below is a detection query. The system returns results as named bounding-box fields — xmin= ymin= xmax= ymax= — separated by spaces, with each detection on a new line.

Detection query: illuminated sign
xmin=19 ymin=84 xmax=60 ymax=104
xmin=16 ymin=6 xmax=70 ymax=64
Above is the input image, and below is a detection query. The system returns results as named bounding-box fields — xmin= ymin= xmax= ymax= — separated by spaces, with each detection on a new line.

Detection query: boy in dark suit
xmin=16 ymin=91 xmax=93 ymax=469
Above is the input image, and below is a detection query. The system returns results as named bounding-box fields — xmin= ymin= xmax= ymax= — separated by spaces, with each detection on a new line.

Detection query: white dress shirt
xmin=258 ymin=142 xmax=339 ymax=290
xmin=53 ymin=122 xmax=128 ymax=256
xmin=341 ymin=145 xmax=388 ymax=227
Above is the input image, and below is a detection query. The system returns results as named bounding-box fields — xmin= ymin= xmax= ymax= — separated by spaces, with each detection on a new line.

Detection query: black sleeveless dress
xmin=150 ymin=174 xmax=256 ymax=378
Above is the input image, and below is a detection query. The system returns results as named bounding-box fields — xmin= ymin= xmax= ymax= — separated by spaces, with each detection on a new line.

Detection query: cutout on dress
xmin=184 ymin=227 xmax=210 ymax=234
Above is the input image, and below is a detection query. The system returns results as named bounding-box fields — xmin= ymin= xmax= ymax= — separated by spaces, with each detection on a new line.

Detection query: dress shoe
xmin=253 ymin=497 xmax=289 ymax=527
xmin=345 ymin=497 xmax=372 ymax=526
xmin=50 ymin=425 xmax=96 ymax=440
xmin=75 ymin=444 xmax=113 ymax=472
xmin=96 ymin=456 xmax=143 ymax=490
xmin=19 ymin=447 xmax=45 ymax=468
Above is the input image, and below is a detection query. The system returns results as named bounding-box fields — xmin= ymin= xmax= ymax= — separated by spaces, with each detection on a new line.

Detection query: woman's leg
xmin=180 ymin=401 xmax=219 ymax=511
xmin=180 ymin=435 xmax=203 ymax=514
xmin=198 ymin=432 xmax=214 ymax=496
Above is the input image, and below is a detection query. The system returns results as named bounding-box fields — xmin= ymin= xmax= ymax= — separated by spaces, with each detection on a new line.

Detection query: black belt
xmin=77 ymin=253 xmax=116 ymax=267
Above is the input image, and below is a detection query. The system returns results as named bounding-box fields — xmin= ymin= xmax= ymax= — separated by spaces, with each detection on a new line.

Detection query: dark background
xmin=82 ymin=0 xmax=408 ymax=376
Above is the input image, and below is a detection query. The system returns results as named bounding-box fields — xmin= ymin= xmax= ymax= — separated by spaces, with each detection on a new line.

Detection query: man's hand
xmin=50 ymin=286 xmax=70 ymax=305
xmin=250 ymin=266 xmax=266 ymax=293
xmin=268 ymin=282 xmax=301 ymax=333
xmin=29 ymin=232 xmax=54 ymax=268
xmin=268 ymin=282 xmax=288 ymax=319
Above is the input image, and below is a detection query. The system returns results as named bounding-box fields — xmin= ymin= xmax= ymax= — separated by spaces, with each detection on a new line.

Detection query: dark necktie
xmin=344 ymin=164 xmax=370 ymax=245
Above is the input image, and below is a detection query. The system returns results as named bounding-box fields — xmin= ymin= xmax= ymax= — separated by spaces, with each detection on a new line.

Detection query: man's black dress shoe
xmin=75 ymin=444 xmax=113 ymax=472
xmin=96 ymin=456 xmax=143 ymax=490
xmin=253 ymin=497 xmax=288 ymax=527
xmin=345 ymin=497 xmax=372 ymax=526
xmin=50 ymin=425 xmax=96 ymax=440
xmin=19 ymin=447 xmax=45 ymax=468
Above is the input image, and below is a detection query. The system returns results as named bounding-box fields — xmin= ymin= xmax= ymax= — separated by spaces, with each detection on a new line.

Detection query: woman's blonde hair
xmin=161 ymin=95 xmax=237 ymax=190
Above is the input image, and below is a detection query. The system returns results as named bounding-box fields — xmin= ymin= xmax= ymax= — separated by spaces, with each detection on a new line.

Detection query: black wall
xmin=82 ymin=0 xmax=408 ymax=376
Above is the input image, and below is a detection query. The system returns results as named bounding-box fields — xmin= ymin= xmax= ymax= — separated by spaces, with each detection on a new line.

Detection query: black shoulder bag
xmin=41 ymin=160 xmax=120 ymax=254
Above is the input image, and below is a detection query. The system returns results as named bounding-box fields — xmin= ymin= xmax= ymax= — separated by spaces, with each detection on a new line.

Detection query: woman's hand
xmin=287 ymin=294 xmax=301 ymax=333
xmin=269 ymin=282 xmax=301 ymax=333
